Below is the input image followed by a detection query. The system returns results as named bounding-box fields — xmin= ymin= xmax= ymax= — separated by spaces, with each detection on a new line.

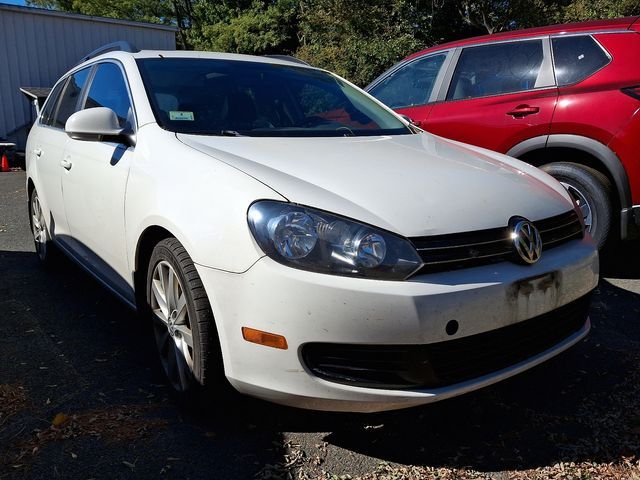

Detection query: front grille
xmin=302 ymin=294 xmax=591 ymax=390
xmin=410 ymin=210 xmax=583 ymax=274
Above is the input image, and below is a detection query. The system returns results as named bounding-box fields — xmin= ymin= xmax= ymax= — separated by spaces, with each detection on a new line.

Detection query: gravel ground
xmin=0 ymin=171 xmax=638 ymax=480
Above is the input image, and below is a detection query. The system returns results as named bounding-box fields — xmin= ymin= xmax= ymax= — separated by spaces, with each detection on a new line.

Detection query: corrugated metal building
xmin=0 ymin=3 xmax=177 ymax=149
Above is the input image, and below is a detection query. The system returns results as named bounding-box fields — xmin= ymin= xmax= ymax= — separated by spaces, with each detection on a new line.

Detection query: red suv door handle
xmin=506 ymin=105 xmax=540 ymax=118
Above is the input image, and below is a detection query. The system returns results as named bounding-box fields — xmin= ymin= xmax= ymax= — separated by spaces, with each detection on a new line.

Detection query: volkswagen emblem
xmin=510 ymin=218 xmax=542 ymax=264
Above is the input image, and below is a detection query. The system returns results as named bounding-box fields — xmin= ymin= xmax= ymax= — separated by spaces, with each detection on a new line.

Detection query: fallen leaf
xmin=52 ymin=413 xmax=70 ymax=426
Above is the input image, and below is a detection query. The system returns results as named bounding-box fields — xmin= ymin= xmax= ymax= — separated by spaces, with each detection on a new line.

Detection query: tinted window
xmin=552 ymin=35 xmax=610 ymax=86
xmin=40 ymin=81 xmax=65 ymax=127
xmin=84 ymin=63 xmax=134 ymax=129
xmin=52 ymin=67 xmax=91 ymax=129
xmin=369 ymin=54 xmax=447 ymax=109
xmin=447 ymin=40 xmax=545 ymax=100
xmin=136 ymin=58 xmax=410 ymax=137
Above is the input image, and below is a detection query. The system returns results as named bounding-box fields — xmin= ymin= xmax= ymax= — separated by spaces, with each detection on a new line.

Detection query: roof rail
xmin=79 ymin=41 xmax=139 ymax=64
xmin=263 ymin=55 xmax=310 ymax=66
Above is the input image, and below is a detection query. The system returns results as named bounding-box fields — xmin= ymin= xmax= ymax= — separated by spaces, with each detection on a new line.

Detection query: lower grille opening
xmin=302 ymin=294 xmax=592 ymax=390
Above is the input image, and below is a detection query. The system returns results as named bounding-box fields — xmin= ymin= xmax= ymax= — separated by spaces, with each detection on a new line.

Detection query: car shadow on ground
xmin=228 ymin=243 xmax=640 ymax=473
xmin=0 ymin=250 xmax=286 ymax=479
xmin=599 ymin=237 xmax=640 ymax=279
xmin=1 ymin=241 xmax=638 ymax=478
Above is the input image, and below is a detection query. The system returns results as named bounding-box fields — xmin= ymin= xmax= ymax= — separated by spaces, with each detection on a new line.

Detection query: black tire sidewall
xmin=542 ymin=163 xmax=612 ymax=249
xmin=146 ymin=240 xmax=205 ymax=392
xmin=29 ymin=190 xmax=55 ymax=265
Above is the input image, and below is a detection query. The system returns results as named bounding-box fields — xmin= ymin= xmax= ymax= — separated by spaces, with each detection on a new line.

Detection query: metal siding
xmin=0 ymin=6 xmax=176 ymax=148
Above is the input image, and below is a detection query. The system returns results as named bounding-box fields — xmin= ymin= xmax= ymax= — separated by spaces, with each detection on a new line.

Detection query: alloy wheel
xmin=560 ymin=181 xmax=593 ymax=233
xmin=31 ymin=193 xmax=47 ymax=261
xmin=150 ymin=260 xmax=194 ymax=392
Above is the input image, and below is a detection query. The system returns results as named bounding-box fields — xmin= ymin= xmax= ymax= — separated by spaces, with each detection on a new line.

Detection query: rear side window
xmin=369 ymin=54 xmax=447 ymax=108
xmin=39 ymin=81 xmax=66 ymax=127
xmin=552 ymin=35 xmax=610 ymax=86
xmin=84 ymin=63 xmax=134 ymax=129
xmin=447 ymin=40 xmax=545 ymax=100
xmin=52 ymin=67 xmax=91 ymax=129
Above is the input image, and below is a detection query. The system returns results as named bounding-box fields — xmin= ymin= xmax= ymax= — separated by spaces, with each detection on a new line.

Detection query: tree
xmin=454 ymin=0 xmax=564 ymax=33
xmin=26 ymin=0 xmax=640 ymax=86
xmin=187 ymin=0 xmax=299 ymax=54
xmin=296 ymin=0 xmax=427 ymax=86
xmin=560 ymin=0 xmax=640 ymax=22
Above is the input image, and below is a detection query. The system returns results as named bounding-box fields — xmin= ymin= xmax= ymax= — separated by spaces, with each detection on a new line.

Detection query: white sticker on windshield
xmin=169 ymin=111 xmax=194 ymax=121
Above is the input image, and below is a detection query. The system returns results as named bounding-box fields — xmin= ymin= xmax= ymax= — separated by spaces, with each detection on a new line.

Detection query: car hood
xmin=177 ymin=132 xmax=574 ymax=237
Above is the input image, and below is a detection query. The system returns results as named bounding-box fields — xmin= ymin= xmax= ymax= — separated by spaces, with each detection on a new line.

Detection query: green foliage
xmin=560 ymin=0 xmax=640 ymax=22
xmin=296 ymin=0 xmax=425 ymax=86
xmin=188 ymin=0 xmax=299 ymax=54
xmin=26 ymin=0 xmax=640 ymax=85
xmin=456 ymin=0 xmax=564 ymax=33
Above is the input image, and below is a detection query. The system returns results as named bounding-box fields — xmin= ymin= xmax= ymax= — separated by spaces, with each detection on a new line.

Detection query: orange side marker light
xmin=242 ymin=327 xmax=288 ymax=350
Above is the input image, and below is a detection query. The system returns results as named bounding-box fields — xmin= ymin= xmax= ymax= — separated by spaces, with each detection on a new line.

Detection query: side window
xmin=369 ymin=54 xmax=447 ymax=108
xmin=52 ymin=67 xmax=91 ymax=129
xmin=84 ymin=63 xmax=134 ymax=129
xmin=39 ymin=80 xmax=66 ymax=127
xmin=447 ymin=40 xmax=545 ymax=101
xmin=552 ymin=35 xmax=610 ymax=86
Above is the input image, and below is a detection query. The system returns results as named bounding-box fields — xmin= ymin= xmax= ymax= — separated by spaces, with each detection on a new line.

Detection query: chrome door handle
xmin=33 ymin=148 xmax=42 ymax=157
xmin=60 ymin=157 xmax=72 ymax=170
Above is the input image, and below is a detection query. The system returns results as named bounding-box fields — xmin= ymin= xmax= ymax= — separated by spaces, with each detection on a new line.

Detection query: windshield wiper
xmin=178 ymin=130 xmax=246 ymax=137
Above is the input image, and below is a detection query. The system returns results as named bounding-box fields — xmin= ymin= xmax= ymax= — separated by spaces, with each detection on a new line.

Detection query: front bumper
xmin=196 ymin=237 xmax=598 ymax=412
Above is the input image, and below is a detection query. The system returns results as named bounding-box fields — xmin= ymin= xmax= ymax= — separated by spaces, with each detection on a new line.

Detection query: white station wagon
xmin=26 ymin=43 xmax=598 ymax=412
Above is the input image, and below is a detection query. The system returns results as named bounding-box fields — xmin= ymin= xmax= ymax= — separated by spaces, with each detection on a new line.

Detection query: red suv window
xmin=447 ymin=40 xmax=547 ymax=100
xmin=369 ymin=53 xmax=447 ymax=109
xmin=551 ymin=35 xmax=610 ymax=86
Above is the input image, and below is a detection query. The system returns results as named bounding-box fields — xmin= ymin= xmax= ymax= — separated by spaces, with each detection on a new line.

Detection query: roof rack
xmin=79 ymin=41 xmax=139 ymax=64
xmin=264 ymin=55 xmax=310 ymax=66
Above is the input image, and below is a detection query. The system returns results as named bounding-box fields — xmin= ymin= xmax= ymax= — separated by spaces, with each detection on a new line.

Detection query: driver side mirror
xmin=65 ymin=107 xmax=135 ymax=147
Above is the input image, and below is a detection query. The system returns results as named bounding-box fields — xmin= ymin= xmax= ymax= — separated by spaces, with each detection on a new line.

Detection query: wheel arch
xmin=27 ymin=177 xmax=35 ymax=197
xmin=507 ymin=134 xmax=632 ymax=211
xmin=133 ymin=225 xmax=175 ymax=308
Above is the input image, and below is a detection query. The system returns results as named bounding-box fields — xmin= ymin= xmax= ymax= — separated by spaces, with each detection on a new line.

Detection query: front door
xmin=60 ymin=62 xmax=136 ymax=303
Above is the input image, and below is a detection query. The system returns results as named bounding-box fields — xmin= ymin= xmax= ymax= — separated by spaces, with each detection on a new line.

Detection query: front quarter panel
xmin=125 ymin=126 xmax=284 ymax=275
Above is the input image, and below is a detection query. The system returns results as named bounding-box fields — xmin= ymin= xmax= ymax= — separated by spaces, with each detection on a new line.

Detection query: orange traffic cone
xmin=0 ymin=153 xmax=9 ymax=172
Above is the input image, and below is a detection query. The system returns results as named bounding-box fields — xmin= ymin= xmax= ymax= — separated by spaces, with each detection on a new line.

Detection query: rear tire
xmin=145 ymin=238 xmax=225 ymax=403
xmin=29 ymin=189 xmax=57 ymax=265
xmin=541 ymin=162 xmax=612 ymax=249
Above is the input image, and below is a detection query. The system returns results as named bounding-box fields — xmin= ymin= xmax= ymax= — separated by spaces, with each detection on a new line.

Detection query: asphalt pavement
xmin=0 ymin=171 xmax=638 ymax=479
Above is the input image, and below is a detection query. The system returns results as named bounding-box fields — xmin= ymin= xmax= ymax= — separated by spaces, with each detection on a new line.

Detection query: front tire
xmin=541 ymin=162 xmax=612 ymax=249
xmin=146 ymin=238 xmax=223 ymax=399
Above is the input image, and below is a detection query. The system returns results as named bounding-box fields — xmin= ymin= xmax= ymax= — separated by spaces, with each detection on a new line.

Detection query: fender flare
xmin=506 ymin=134 xmax=632 ymax=210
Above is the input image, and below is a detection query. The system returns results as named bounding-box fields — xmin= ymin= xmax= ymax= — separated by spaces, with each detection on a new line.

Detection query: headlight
xmin=248 ymin=200 xmax=423 ymax=280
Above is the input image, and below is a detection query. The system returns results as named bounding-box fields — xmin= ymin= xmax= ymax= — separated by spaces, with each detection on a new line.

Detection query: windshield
xmin=136 ymin=58 xmax=411 ymax=137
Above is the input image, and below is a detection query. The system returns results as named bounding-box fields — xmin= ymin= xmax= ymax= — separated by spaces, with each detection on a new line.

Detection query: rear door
xmin=367 ymin=51 xmax=453 ymax=126
xmin=32 ymin=67 xmax=92 ymax=240
xmin=425 ymin=38 xmax=558 ymax=153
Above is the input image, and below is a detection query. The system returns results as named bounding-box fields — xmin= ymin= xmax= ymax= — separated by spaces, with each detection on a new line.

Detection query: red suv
xmin=367 ymin=17 xmax=640 ymax=248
